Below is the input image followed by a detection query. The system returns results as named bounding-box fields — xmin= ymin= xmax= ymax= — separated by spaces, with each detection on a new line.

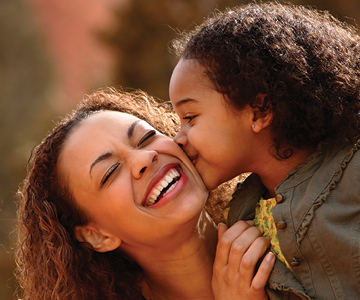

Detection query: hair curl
xmin=172 ymin=2 xmax=360 ymax=158
xmin=15 ymin=88 xmax=232 ymax=300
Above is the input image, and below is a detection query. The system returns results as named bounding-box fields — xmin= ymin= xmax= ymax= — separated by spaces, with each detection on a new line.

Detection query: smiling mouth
xmin=145 ymin=168 xmax=181 ymax=207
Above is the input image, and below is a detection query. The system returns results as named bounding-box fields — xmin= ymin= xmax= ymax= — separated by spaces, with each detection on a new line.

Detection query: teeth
xmin=146 ymin=168 xmax=180 ymax=206
xmin=161 ymin=180 xmax=168 ymax=188
xmin=163 ymin=182 xmax=176 ymax=196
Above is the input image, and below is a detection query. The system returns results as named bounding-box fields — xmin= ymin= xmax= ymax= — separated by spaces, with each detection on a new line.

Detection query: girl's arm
xmin=212 ymin=221 xmax=275 ymax=300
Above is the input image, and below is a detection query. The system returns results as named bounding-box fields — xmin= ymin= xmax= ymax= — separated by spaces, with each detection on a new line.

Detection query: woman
xmin=15 ymin=88 xmax=274 ymax=300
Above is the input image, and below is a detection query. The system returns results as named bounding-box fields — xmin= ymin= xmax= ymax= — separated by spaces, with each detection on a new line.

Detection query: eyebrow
xmin=89 ymin=152 xmax=113 ymax=175
xmin=89 ymin=120 xmax=140 ymax=175
xmin=127 ymin=120 xmax=140 ymax=139
xmin=173 ymin=98 xmax=198 ymax=109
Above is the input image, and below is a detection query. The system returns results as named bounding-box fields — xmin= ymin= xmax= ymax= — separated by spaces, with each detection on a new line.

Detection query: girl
xmin=170 ymin=2 xmax=360 ymax=299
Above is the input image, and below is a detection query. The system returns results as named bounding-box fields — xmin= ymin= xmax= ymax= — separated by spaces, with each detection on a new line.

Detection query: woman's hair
xmin=15 ymin=88 xmax=178 ymax=300
xmin=15 ymin=88 xmax=232 ymax=300
xmin=172 ymin=2 xmax=360 ymax=158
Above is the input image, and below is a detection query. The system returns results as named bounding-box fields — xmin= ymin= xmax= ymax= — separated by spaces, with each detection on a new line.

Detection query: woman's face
xmin=58 ymin=111 xmax=208 ymax=250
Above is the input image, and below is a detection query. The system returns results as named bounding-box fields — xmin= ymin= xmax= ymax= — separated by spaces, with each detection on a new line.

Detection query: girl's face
xmin=58 ymin=111 xmax=208 ymax=251
xmin=170 ymin=59 xmax=256 ymax=190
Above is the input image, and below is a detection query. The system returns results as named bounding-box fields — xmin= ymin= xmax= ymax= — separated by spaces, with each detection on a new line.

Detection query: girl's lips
xmin=187 ymin=155 xmax=198 ymax=166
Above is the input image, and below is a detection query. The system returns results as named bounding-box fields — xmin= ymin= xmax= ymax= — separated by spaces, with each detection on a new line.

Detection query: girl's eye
xmin=137 ymin=130 xmax=156 ymax=148
xmin=101 ymin=163 xmax=120 ymax=186
xmin=183 ymin=114 xmax=196 ymax=124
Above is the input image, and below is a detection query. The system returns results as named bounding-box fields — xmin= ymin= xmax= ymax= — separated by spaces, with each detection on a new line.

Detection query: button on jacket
xmin=227 ymin=138 xmax=360 ymax=300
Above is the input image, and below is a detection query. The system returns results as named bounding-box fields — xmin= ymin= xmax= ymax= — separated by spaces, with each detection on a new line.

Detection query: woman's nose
xmin=174 ymin=130 xmax=188 ymax=150
xmin=131 ymin=150 xmax=158 ymax=179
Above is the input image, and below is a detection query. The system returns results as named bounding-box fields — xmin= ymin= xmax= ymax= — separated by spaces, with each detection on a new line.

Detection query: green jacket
xmin=228 ymin=138 xmax=360 ymax=300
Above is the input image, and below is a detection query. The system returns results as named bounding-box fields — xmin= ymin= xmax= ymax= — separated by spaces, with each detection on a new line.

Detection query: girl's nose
xmin=131 ymin=150 xmax=158 ymax=179
xmin=174 ymin=130 xmax=188 ymax=150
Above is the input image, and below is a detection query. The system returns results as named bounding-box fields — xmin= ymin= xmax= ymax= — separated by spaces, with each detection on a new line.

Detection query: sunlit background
xmin=1 ymin=0 xmax=359 ymax=298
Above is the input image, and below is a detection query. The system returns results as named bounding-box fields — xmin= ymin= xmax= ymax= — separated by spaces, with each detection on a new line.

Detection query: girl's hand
xmin=212 ymin=221 xmax=275 ymax=300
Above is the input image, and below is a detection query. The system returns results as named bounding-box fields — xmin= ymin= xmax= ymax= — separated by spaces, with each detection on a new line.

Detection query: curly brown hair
xmin=172 ymin=2 xmax=360 ymax=158
xmin=15 ymin=88 xmax=232 ymax=300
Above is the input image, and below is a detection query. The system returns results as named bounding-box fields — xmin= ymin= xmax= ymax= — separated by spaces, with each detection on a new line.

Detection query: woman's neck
xmin=141 ymin=210 xmax=218 ymax=300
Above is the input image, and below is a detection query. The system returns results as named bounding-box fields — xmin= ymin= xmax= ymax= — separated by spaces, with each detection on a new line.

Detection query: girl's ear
xmin=74 ymin=224 xmax=121 ymax=253
xmin=252 ymin=93 xmax=273 ymax=132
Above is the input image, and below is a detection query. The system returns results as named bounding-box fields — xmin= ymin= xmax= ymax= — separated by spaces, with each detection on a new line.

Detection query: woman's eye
xmin=137 ymin=130 xmax=156 ymax=148
xmin=101 ymin=163 xmax=120 ymax=186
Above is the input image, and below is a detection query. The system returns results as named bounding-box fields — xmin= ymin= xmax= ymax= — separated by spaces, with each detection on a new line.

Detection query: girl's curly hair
xmin=172 ymin=2 xmax=360 ymax=158
xmin=15 ymin=88 xmax=232 ymax=300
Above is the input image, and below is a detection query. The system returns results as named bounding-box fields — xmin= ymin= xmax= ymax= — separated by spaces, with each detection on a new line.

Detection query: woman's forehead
xmin=83 ymin=110 xmax=140 ymax=125
xmin=69 ymin=111 xmax=158 ymax=146
xmin=58 ymin=111 xmax=149 ymax=182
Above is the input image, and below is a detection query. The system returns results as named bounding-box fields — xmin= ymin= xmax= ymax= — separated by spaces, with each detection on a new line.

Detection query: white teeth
xmin=161 ymin=180 xmax=168 ymax=188
xmin=146 ymin=168 xmax=181 ymax=206
xmin=148 ymin=196 xmax=156 ymax=205
xmin=163 ymin=182 xmax=176 ymax=196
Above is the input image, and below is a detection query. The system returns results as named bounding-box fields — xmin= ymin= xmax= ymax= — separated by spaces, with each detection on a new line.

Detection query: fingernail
xmin=246 ymin=220 xmax=254 ymax=225
xmin=218 ymin=223 xmax=227 ymax=230
xmin=265 ymin=251 xmax=275 ymax=261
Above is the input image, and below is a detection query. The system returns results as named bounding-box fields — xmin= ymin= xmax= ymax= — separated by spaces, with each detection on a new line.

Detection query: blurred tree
xmin=291 ymin=0 xmax=360 ymax=26
xmin=106 ymin=0 xmax=246 ymax=102
xmin=3 ymin=0 xmax=359 ymax=299
xmin=107 ymin=0 xmax=359 ymax=103
xmin=0 ymin=0 xmax=56 ymax=298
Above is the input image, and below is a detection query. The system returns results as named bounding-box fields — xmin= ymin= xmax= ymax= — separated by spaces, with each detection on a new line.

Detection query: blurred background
xmin=1 ymin=0 xmax=359 ymax=298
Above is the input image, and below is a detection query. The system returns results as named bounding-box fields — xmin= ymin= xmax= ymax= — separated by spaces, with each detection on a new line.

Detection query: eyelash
xmin=101 ymin=163 xmax=120 ymax=185
xmin=100 ymin=130 xmax=156 ymax=186
xmin=137 ymin=130 xmax=156 ymax=147
xmin=183 ymin=115 xmax=196 ymax=123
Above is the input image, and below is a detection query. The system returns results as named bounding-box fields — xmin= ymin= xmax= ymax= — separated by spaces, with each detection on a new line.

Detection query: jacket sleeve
xmin=227 ymin=173 xmax=266 ymax=226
